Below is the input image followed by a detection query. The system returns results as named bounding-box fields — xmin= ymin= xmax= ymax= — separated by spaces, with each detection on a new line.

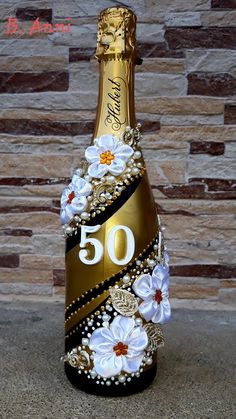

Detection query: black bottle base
xmin=65 ymin=362 xmax=157 ymax=397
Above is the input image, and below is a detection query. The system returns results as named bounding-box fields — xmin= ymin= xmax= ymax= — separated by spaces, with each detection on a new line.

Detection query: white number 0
xmin=79 ymin=224 xmax=135 ymax=266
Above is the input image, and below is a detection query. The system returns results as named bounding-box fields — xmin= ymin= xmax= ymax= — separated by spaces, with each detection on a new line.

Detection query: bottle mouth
xmin=95 ymin=6 xmax=137 ymax=62
xmin=99 ymin=6 xmax=136 ymax=19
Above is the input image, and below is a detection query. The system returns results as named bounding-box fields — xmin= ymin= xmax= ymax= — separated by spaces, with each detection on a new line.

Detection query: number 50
xmin=79 ymin=224 xmax=135 ymax=266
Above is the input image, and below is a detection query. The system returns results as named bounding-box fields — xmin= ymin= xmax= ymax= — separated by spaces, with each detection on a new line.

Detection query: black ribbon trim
xmin=65 ymin=296 xmax=110 ymax=352
xmin=66 ymin=175 xmax=142 ymax=253
xmin=65 ymin=234 xmax=158 ymax=320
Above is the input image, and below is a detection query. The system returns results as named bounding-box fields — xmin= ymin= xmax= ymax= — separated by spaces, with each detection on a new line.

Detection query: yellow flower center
xmin=100 ymin=150 xmax=114 ymax=165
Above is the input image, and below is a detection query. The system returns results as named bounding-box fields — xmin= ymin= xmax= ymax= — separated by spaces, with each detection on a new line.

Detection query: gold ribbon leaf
xmin=144 ymin=323 xmax=165 ymax=351
xmin=110 ymin=288 xmax=138 ymax=316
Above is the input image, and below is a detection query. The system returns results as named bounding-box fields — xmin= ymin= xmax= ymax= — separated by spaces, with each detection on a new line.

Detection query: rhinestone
xmin=90 ymin=370 xmax=97 ymax=379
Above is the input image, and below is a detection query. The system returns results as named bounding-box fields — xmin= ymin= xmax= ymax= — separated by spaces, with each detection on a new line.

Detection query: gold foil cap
xmin=95 ymin=7 xmax=137 ymax=62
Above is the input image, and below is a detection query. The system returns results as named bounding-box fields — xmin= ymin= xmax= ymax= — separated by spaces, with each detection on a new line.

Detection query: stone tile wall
xmin=0 ymin=0 xmax=235 ymax=303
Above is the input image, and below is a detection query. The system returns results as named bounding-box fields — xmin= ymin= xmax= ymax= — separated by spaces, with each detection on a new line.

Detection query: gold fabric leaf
xmin=110 ymin=288 xmax=138 ymax=316
xmin=144 ymin=323 xmax=165 ymax=351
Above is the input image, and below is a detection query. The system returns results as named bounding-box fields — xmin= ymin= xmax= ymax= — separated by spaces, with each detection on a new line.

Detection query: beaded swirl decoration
xmin=60 ymin=124 xmax=171 ymax=388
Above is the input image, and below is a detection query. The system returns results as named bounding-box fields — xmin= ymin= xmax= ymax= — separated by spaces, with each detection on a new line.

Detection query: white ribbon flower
xmin=133 ymin=264 xmax=171 ymax=324
xmin=89 ymin=315 xmax=148 ymax=378
xmin=60 ymin=174 xmax=92 ymax=224
xmin=85 ymin=134 xmax=133 ymax=179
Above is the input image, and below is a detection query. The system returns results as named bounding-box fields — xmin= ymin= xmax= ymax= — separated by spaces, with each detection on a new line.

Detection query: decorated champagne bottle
xmin=61 ymin=7 xmax=171 ymax=396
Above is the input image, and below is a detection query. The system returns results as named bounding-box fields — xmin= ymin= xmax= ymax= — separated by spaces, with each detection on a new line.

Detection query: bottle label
xmin=105 ymin=77 xmax=126 ymax=131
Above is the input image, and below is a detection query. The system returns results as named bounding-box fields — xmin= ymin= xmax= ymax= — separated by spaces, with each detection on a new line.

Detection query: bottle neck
xmin=93 ymin=59 xmax=135 ymax=139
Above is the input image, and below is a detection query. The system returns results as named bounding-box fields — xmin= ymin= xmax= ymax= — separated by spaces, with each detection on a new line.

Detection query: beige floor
xmin=0 ymin=301 xmax=235 ymax=418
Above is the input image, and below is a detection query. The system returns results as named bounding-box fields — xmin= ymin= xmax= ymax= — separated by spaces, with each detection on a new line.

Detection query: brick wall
xmin=0 ymin=0 xmax=235 ymax=304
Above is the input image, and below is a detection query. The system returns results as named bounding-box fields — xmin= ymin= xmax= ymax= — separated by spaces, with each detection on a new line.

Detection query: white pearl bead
xmin=123 ymin=275 xmax=130 ymax=284
xmin=148 ymin=259 xmax=156 ymax=268
xmin=82 ymin=338 xmax=89 ymax=346
xmin=135 ymin=318 xmax=143 ymax=326
xmin=136 ymin=260 xmax=141 ymax=266
xmin=146 ymin=357 xmax=153 ymax=366
xmin=137 ymin=162 xmax=142 ymax=168
xmin=74 ymin=215 xmax=80 ymax=222
xmin=118 ymin=375 xmax=126 ymax=383
xmin=106 ymin=380 xmax=111 ymax=386
xmin=134 ymin=151 xmax=141 ymax=160
xmin=131 ymin=167 xmax=139 ymax=176
xmin=81 ymin=212 xmax=90 ymax=220
xmin=107 ymin=175 xmax=115 ymax=184
xmin=65 ymin=226 xmax=73 ymax=234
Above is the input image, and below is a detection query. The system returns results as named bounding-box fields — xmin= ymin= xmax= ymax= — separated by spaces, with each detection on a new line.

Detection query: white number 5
xmin=79 ymin=225 xmax=103 ymax=265
xmin=79 ymin=224 xmax=135 ymax=266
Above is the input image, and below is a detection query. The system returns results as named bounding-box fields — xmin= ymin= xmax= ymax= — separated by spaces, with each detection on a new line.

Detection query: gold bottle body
xmin=65 ymin=58 xmax=158 ymax=334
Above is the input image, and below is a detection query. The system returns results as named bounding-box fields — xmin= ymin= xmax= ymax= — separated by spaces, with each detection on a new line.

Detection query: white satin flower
xmin=60 ymin=174 xmax=92 ymax=224
xmin=133 ymin=264 xmax=171 ymax=325
xmin=89 ymin=315 xmax=148 ymax=378
xmin=85 ymin=134 xmax=134 ymax=179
